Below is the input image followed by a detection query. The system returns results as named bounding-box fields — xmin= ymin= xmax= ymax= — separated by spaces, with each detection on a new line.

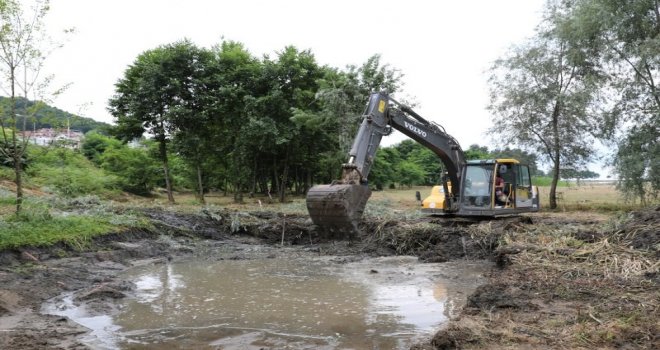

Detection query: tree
xmin=81 ymin=130 xmax=122 ymax=165
xmin=488 ymin=0 xmax=602 ymax=209
xmin=369 ymin=147 xmax=401 ymax=189
xmin=564 ymin=0 xmax=659 ymax=203
xmin=99 ymin=143 xmax=160 ymax=195
xmin=464 ymin=144 xmax=490 ymax=160
xmin=109 ymin=40 xmax=213 ymax=203
xmin=397 ymin=160 xmax=426 ymax=188
xmin=293 ymin=54 xmax=406 ymax=188
xmin=0 ymin=0 xmax=64 ymax=213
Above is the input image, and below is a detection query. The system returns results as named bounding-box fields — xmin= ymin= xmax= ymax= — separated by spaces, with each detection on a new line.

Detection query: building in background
xmin=20 ymin=128 xmax=84 ymax=149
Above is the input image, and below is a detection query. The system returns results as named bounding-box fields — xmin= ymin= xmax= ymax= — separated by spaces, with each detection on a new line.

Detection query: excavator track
xmin=306 ymin=184 xmax=371 ymax=238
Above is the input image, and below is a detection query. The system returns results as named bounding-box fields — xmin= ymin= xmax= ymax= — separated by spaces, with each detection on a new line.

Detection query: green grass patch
xmin=0 ymin=215 xmax=149 ymax=250
xmin=1 ymin=215 xmax=121 ymax=250
xmin=0 ymin=166 xmax=13 ymax=180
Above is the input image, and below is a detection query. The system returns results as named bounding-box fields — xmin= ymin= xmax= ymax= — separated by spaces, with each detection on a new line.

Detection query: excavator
xmin=306 ymin=92 xmax=539 ymax=237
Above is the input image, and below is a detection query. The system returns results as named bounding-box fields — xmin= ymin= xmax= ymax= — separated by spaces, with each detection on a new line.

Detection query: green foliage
xmin=613 ymin=124 xmax=659 ymax=203
xmin=27 ymin=147 xmax=118 ymax=197
xmin=487 ymin=0 xmax=603 ymax=208
xmin=0 ymin=165 xmax=12 ymax=179
xmin=560 ymin=0 xmax=659 ymax=203
xmin=370 ymin=147 xmax=401 ymax=189
xmin=99 ymin=143 xmax=160 ymax=195
xmin=397 ymin=160 xmax=426 ymax=188
xmin=0 ymin=97 xmax=110 ymax=133
xmin=465 ymin=144 xmax=490 ymax=160
xmin=109 ymin=40 xmax=218 ymax=202
xmin=81 ymin=130 xmax=123 ymax=165
xmin=560 ymin=168 xmax=600 ymax=180
xmin=0 ymin=214 xmax=117 ymax=250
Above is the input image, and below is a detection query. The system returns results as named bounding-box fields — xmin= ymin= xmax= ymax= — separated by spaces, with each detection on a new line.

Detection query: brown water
xmin=44 ymin=255 xmax=488 ymax=349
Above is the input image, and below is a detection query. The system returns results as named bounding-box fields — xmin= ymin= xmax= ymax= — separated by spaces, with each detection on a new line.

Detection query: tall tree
xmin=292 ymin=54 xmax=405 ymax=186
xmin=487 ymin=0 xmax=602 ymax=209
xmin=109 ymin=40 xmax=211 ymax=203
xmin=564 ymin=0 xmax=659 ymax=203
xmin=216 ymin=46 xmax=325 ymax=202
xmin=0 ymin=0 xmax=65 ymax=213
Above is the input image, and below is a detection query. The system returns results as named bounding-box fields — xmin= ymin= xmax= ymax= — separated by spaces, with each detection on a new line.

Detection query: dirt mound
xmin=616 ymin=206 xmax=660 ymax=251
xmin=466 ymin=283 xmax=539 ymax=311
xmin=572 ymin=206 xmax=659 ymax=255
xmin=359 ymin=216 xmax=536 ymax=263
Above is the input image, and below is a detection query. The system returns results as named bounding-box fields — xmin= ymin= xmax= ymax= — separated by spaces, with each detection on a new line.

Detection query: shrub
xmin=27 ymin=147 xmax=118 ymax=197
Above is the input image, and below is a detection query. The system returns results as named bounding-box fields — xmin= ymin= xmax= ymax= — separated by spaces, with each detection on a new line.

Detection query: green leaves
xmin=559 ymin=0 xmax=659 ymax=202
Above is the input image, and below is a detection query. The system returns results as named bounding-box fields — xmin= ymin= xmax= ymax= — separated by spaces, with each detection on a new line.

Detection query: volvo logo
xmin=404 ymin=121 xmax=427 ymax=138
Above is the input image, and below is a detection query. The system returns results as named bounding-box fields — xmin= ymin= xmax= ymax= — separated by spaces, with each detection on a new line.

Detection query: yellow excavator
xmin=306 ymin=92 xmax=539 ymax=237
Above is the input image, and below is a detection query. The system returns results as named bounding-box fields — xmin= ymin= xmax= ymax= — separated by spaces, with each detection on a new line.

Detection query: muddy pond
xmin=44 ymin=254 xmax=489 ymax=349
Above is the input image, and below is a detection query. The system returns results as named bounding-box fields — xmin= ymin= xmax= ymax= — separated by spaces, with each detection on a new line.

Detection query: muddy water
xmin=45 ymin=255 xmax=488 ymax=349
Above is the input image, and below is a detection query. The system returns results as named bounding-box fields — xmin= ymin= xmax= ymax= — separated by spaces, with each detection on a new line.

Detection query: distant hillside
xmin=0 ymin=96 xmax=111 ymax=134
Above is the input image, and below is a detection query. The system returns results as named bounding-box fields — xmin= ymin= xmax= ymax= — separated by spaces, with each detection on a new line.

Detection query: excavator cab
xmin=422 ymin=159 xmax=539 ymax=216
xmin=456 ymin=159 xmax=539 ymax=216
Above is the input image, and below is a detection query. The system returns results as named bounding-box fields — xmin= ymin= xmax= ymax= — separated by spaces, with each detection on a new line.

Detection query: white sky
xmin=44 ymin=0 xmax=546 ymax=150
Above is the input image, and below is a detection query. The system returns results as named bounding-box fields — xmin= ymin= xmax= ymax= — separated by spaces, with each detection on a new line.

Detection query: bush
xmin=27 ymin=147 xmax=119 ymax=197
xmin=0 ymin=165 xmax=12 ymax=180
xmin=100 ymin=146 xmax=160 ymax=195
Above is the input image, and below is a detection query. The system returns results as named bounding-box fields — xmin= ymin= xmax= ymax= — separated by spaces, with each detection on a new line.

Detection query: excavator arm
xmin=306 ymin=92 xmax=466 ymax=237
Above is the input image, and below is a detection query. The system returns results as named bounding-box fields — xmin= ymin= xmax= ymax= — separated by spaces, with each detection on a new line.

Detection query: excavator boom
xmin=306 ymin=92 xmax=465 ymax=237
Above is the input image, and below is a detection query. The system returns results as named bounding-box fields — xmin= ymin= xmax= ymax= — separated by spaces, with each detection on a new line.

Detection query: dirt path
xmin=0 ymin=208 xmax=657 ymax=349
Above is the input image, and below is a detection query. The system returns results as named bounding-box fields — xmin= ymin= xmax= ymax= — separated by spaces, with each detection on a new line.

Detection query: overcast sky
xmin=43 ymin=0 xmax=546 ymax=149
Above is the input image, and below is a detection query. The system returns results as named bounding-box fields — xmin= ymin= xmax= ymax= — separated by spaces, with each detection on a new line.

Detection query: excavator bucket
xmin=306 ymin=184 xmax=371 ymax=238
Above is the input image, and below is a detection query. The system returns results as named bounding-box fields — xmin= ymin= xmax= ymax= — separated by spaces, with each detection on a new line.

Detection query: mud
xmin=1 ymin=207 xmax=658 ymax=349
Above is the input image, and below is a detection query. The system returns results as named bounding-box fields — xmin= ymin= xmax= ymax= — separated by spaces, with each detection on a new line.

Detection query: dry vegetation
xmin=422 ymin=210 xmax=659 ymax=350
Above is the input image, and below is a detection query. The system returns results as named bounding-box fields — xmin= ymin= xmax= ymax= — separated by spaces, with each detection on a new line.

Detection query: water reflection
xmin=45 ymin=256 xmax=487 ymax=349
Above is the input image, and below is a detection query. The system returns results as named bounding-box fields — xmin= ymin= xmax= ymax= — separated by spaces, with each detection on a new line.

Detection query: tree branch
xmin=643 ymin=61 xmax=660 ymax=111
xmin=610 ymin=43 xmax=654 ymax=88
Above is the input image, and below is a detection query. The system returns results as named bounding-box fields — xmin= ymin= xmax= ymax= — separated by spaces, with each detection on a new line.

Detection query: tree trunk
xmin=8 ymin=70 xmax=23 ymax=214
xmin=14 ymin=154 xmax=22 ymax=213
xmin=279 ymin=149 xmax=289 ymax=203
xmin=305 ymin=170 xmax=312 ymax=194
xmin=158 ymin=137 xmax=175 ymax=203
xmin=548 ymin=101 xmax=561 ymax=209
xmin=249 ymin=156 xmax=257 ymax=198
xmin=196 ymin=164 xmax=205 ymax=204
xmin=272 ymin=157 xmax=280 ymax=196
xmin=549 ymin=158 xmax=560 ymax=209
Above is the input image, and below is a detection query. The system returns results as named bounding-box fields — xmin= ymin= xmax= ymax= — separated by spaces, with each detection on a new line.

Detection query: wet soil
xmin=1 ymin=207 xmax=658 ymax=349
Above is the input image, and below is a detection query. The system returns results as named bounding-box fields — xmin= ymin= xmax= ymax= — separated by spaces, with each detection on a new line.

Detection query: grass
xmin=0 ymin=191 xmax=151 ymax=250
xmin=0 ymin=215 xmax=118 ymax=250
